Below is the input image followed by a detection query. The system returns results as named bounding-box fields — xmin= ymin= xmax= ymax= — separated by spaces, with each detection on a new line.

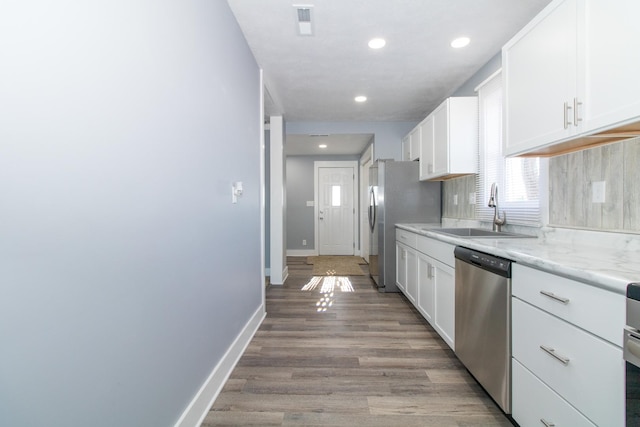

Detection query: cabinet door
xmin=503 ymin=0 xmax=578 ymax=156
xmin=417 ymin=253 xmax=434 ymax=324
xmin=418 ymin=116 xmax=434 ymax=180
xmin=580 ymin=0 xmax=640 ymax=133
xmin=409 ymin=129 xmax=420 ymax=161
xmin=432 ymin=101 xmax=449 ymax=178
xmin=405 ymin=247 xmax=417 ymax=303
xmin=512 ymin=298 xmax=624 ymax=427
xmin=513 ymin=360 xmax=596 ymax=427
xmin=401 ymin=135 xmax=410 ymax=161
xmin=395 ymin=242 xmax=407 ymax=292
xmin=408 ymin=127 xmax=420 ymax=161
xmin=433 ymin=258 xmax=455 ymax=350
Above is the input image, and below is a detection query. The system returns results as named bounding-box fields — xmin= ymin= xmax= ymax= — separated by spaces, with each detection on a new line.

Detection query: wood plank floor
xmin=204 ymin=257 xmax=513 ymax=426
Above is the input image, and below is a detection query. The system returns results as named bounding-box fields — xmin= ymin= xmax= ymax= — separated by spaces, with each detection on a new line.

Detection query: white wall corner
xmin=173 ymin=304 xmax=266 ymax=427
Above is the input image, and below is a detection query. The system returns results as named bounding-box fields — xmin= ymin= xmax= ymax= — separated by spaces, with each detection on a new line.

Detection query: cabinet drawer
xmin=513 ymin=359 xmax=595 ymax=427
xmin=512 ymin=263 xmax=625 ymax=346
xmin=416 ymin=235 xmax=454 ymax=267
xmin=512 ymin=298 xmax=625 ymax=427
xmin=396 ymin=229 xmax=417 ymax=249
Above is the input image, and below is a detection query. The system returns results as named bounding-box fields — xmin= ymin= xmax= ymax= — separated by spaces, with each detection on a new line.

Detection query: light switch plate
xmin=592 ymin=181 xmax=606 ymax=203
xmin=306 ymin=201 xmax=314 ymax=207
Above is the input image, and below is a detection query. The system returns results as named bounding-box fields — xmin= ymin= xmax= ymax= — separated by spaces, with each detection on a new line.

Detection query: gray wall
xmin=286 ymin=122 xmax=417 ymax=161
xmin=286 ymin=155 xmax=359 ymax=251
xmin=0 ymin=2 xmax=263 ymax=426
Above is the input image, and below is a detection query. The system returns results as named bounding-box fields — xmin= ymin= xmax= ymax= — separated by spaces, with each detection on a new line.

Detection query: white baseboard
xmin=174 ymin=304 xmax=266 ymax=427
xmin=286 ymin=249 xmax=317 ymax=257
xmin=269 ymin=265 xmax=289 ymax=285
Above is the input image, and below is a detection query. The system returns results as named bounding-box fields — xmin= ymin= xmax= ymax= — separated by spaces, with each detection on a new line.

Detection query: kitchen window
xmin=476 ymin=70 xmax=540 ymax=225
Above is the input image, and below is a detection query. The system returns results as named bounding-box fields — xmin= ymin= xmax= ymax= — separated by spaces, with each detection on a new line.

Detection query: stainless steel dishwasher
xmin=454 ymin=246 xmax=512 ymax=414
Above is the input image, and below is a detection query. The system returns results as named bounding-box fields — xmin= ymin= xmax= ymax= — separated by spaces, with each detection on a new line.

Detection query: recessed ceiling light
xmin=451 ymin=37 xmax=470 ymax=48
xmin=355 ymin=95 xmax=367 ymax=103
xmin=368 ymin=38 xmax=386 ymax=49
xmin=319 ymin=144 xmax=327 ymax=149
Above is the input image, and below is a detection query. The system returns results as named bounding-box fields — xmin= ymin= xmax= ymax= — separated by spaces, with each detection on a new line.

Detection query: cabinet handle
xmin=573 ymin=97 xmax=582 ymax=126
xmin=540 ymin=290 xmax=570 ymax=304
xmin=430 ymin=264 xmax=436 ymax=278
xmin=540 ymin=345 xmax=570 ymax=365
xmin=540 ymin=419 xmax=555 ymax=427
xmin=426 ymin=263 xmax=432 ymax=279
xmin=563 ymin=102 xmax=573 ymax=129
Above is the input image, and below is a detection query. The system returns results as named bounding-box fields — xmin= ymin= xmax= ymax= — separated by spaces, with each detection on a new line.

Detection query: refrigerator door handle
xmin=368 ymin=187 xmax=376 ymax=232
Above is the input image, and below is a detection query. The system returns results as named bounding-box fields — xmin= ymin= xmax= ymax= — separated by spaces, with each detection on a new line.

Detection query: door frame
xmin=359 ymin=144 xmax=373 ymax=260
xmin=314 ymin=160 xmax=359 ymax=256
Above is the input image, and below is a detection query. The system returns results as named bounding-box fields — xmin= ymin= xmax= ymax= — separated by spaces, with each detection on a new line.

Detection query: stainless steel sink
xmin=426 ymin=227 xmax=536 ymax=239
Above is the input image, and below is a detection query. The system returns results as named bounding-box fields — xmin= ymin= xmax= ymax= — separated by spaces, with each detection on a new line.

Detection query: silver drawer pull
xmin=540 ymin=290 xmax=569 ymax=304
xmin=540 ymin=419 xmax=555 ymax=427
xmin=540 ymin=345 xmax=570 ymax=365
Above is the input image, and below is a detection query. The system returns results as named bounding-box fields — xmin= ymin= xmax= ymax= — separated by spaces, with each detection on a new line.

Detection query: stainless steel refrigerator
xmin=368 ymin=159 xmax=441 ymax=292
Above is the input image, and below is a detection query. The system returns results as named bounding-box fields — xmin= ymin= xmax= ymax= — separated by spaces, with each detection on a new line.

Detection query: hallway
xmin=205 ymin=258 xmax=512 ymax=426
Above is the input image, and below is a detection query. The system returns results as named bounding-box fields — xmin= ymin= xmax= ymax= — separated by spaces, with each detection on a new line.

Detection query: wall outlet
xmin=592 ymin=181 xmax=606 ymax=203
xmin=453 ymin=194 xmax=458 ymax=206
xmin=469 ymin=192 xmax=476 ymax=205
xmin=302 ymin=239 xmax=307 ymax=246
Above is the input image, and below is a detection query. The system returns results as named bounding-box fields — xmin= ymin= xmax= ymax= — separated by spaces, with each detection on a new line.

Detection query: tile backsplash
xmin=442 ymin=174 xmax=477 ymax=220
xmin=549 ymin=136 xmax=640 ymax=232
xmin=442 ymin=136 xmax=640 ymax=233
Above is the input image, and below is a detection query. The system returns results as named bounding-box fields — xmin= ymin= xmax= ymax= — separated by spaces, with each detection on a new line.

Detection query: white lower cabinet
xmin=513 ymin=359 xmax=596 ymax=427
xmin=431 ymin=257 xmax=455 ymax=350
xmin=395 ymin=242 xmax=407 ymax=293
xmin=511 ymin=264 xmax=625 ymax=427
xmin=396 ymin=228 xmax=455 ymax=350
xmin=416 ymin=253 xmax=434 ymax=324
xmin=395 ymin=233 xmax=417 ymax=304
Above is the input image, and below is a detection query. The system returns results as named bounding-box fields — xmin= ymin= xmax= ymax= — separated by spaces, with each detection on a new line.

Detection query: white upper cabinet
xmin=419 ymin=97 xmax=478 ymax=181
xmin=402 ymin=125 xmax=421 ymax=161
xmin=408 ymin=126 xmax=420 ymax=161
xmin=580 ymin=0 xmax=640 ymax=133
xmin=503 ymin=0 xmax=578 ymax=156
xmin=503 ymin=0 xmax=640 ymax=157
xmin=401 ymin=135 xmax=411 ymax=161
xmin=418 ymin=116 xmax=434 ymax=179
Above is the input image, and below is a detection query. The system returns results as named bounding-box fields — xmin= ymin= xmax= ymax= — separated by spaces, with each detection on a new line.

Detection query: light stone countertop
xmin=396 ymin=223 xmax=640 ymax=295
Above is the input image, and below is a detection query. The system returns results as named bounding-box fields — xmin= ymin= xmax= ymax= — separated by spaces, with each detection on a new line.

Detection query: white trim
xmin=173 ymin=305 xmax=266 ymax=427
xmin=269 ymin=116 xmax=286 ymax=285
xmin=359 ymin=143 xmax=374 ymax=263
xmin=313 ymin=161 xmax=359 ymax=256
xmin=287 ymin=249 xmax=317 ymax=257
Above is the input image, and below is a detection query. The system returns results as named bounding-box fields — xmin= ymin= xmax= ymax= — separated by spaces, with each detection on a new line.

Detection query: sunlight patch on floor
xmin=301 ymin=276 xmax=354 ymax=293
xmin=301 ymin=276 xmax=355 ymax=313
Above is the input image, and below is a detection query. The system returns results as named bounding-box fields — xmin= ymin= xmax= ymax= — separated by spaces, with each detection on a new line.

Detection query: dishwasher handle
xmin=454 ymin=246 xmax=512 ymax=278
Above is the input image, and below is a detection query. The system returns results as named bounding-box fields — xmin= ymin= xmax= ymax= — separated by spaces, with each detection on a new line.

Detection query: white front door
xmin=318 ymin=166 xmax=355 ymax=255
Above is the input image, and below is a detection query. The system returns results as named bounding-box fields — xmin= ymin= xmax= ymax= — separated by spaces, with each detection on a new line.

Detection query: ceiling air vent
xmin=293 ymin=5 xmax=314 ymax=36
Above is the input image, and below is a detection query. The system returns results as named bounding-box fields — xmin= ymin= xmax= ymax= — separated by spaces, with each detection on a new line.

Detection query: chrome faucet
xmin=488 ymin=182 xmax=506 ymax=232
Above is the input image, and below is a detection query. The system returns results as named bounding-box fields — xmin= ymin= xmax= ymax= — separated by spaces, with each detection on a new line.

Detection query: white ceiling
xmin=285 ymin=133 xmax=373 ymax=156
xmin=227 ymin=0 xmax=551 ymax=154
